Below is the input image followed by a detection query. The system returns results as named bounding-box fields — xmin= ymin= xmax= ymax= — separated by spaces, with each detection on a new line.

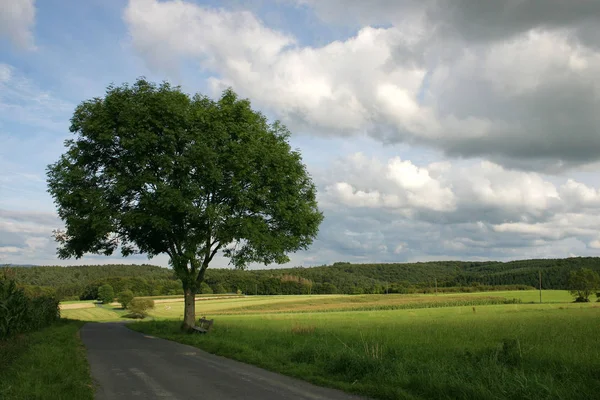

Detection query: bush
xmin=117 ymin=290 xmax=134 ymax=309
xmin=126 ymin=298 xmax=155 ymax=319
xmin=574 ymin=296 xmax=590 ymax=303
xmin=97 ymin=284 xmax=114 ymax=304
xmin=0 ymin=276 xmax=59 ymax=339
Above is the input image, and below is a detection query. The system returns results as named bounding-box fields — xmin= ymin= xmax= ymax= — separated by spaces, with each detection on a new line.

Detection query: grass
xmin=130 ymin=300 xmax=600 ymax=399
xmin=60 ymin=305 xmax=123 ymax=322
xmin=455 ymin=289 xmax=586 ymax=303
xmin=0 ymin=319 xmax=94 ymax=400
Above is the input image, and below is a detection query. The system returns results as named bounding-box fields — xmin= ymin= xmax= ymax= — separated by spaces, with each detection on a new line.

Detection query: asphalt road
xmin=80 ymin=322 xmax=367 ymax=400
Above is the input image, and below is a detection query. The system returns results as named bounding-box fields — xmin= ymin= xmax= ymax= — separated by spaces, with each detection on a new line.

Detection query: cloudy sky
xmin=2 ymin=0 xmax=600 ymax=268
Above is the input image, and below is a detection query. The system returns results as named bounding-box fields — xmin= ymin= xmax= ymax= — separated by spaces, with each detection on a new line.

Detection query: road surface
xmin=80 ymin=322 xmax=367 ymax=400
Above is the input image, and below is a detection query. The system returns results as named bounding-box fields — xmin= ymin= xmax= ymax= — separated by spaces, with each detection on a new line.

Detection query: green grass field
xmin=126 ymin=291 xmax=600 ymax=400
xmin=0 ymin=319 xmax=93 ymax=400
xmin=455 ymin=289 xmax=582 ymax=303
xmin=60 ymin=305 xmax=124 ymax=321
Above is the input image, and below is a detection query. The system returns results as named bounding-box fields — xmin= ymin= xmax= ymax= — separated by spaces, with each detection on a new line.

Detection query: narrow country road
xmin=80 ymin=322 xmax=367 ymax=400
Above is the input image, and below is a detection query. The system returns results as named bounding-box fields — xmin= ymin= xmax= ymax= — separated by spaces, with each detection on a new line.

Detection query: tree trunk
xmin=182 ymin=288 xmax=196 ymax=331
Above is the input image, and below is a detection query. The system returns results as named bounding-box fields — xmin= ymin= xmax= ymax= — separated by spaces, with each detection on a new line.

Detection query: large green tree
xmin=47 ymin=79 xmax=323 ymax=329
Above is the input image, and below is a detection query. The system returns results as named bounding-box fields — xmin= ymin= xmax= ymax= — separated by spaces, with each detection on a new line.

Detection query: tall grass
xmin=130 ymin=305 xmax=600 ymax=399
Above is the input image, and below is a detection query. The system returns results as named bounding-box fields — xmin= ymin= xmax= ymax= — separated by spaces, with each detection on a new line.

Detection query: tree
xmin=127 ymin=298 xmax=155 ymax=319
xmin=211 ymin=283 xmax=227 ymax=294
xmin=46 ymin=79 xmax=323 ymax=330
xmin=199 ymin=282 xmax=213 ymax=295
xmin=568 ymin=268 xmax=600 ymax=302
xmin=117 ymin=289 xmax=134 ymax=309
xmin=97 ymin=284 xmax=114 ymax=304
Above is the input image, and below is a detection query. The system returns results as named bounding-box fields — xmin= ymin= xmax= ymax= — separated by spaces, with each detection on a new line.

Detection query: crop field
xmin=454 ymin=289 xmax=579 ymax=303
xmin=58 ymin=290 xmax=597 ymax=322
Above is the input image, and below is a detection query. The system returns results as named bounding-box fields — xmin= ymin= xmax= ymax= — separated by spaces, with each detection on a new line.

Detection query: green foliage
xmin=211 ymin=283 xmax=227 ymax=294
xmin=5 ymin=256 xmax=600 ymax=301
xmin=97 ymin=284 xmax=114 ymax=304
xmin=199 ymin=282 xmax=213 ymax=294
xmin=0 ymin=275 xmax=60 ymax=340
xmin=127 ymin=298 xmax=155 ymax=319
xmin=46 ymin=79 xmax=323 ymax=327
xmin=117 ymin=289 xmax=134 ymax=309
xmin=568 ymin=268 xmax=600 ymax=301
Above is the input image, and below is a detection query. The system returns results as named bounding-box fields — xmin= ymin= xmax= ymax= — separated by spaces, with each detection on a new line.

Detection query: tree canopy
xmin=47 ymin=79 xmax=323 ymax=328
xmin=568 ymin=268 xmax=600 ymax=302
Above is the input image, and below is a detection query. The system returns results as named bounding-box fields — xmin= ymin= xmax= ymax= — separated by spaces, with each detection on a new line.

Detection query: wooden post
xmin=435 ymin=278 xmax=438 ymax=295
xmin=539 ymin=270 xmax=542 ymax=303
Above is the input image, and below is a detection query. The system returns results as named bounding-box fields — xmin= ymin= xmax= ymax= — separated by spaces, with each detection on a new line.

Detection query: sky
xmin=2 ymin=0 xmax=600 ymax=268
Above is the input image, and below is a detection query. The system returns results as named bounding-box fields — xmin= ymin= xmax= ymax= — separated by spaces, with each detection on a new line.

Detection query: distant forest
xmin=2 ymin=257 xmax=599 ymax=300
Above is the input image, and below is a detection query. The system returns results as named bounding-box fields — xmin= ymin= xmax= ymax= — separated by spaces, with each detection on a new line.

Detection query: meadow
xmin=60 ymin=291 xmax=600 ymax=399
xmin=131 ymin=302 xmax=600 ymax=399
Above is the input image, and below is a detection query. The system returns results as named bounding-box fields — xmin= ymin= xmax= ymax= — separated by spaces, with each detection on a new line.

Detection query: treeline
xmin=3 ymin=257 xmax=600 ymax=300
xmin=0 ymin=271 xmax=60 ymax=339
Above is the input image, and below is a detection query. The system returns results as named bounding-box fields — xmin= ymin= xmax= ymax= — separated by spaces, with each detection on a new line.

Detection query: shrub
xmin=117 ymin=290 xmax=134 ymax=309
xmin=0 ymin=275 xmax=59 ymax=339
xmin=126 ymin=298 xmax=155 ymax=319
xmin=97 ymin=284 xmax=114 ymax=304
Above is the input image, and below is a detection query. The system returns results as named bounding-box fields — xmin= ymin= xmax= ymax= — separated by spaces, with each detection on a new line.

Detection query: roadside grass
xmin=0 ymin=319 xmax=93 ymax=400
xmin=130 ymin=304 xmax=600 ymax=400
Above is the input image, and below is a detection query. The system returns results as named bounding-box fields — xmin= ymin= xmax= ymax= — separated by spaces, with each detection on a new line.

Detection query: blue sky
xmin=2 ymin=0 xmax=600 ymax=268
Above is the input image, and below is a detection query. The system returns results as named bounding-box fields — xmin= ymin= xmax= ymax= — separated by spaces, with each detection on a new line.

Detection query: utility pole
xmin=539 ymin=270 xmax=542 ymax=303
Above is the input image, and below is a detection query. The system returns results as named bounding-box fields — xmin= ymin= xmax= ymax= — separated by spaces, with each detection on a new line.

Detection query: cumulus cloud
xmin=0 ymin=0 xmax=36 ymax=50
xmin=307 ymin=152 xmax=600 ymax=262
xmin=124 ymin=0 xmax=600 ymax=171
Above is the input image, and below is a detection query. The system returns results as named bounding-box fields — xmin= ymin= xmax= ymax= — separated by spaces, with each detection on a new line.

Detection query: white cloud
xmin=124 ymin=0 xmax=600 ymax=170
xmin=0 ymin=0 xmax=36 ymax=50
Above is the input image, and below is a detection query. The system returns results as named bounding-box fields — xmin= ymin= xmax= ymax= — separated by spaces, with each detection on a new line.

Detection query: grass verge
xmin=0 ymin=319 xmax=93 ymax=400
xmin=129 ymin=305 xmax=600 ymax=400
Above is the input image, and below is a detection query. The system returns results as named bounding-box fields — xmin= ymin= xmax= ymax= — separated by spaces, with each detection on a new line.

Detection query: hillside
xmin=2 ymin=257 xmax=598 ymax=299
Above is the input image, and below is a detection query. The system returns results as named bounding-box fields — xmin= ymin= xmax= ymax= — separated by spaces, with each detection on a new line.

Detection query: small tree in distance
xmin=47 ymin=79 xmax=323 ymax=330
xmin=117 ymin=290 xmax=134 ymax=309
xmin=568 ymin=268 xmax=600 ymax=302
xmin=97 ymin=284 xmax=114 ymax=305
xmin=127 ymin=298 xmax=155 ymax=319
